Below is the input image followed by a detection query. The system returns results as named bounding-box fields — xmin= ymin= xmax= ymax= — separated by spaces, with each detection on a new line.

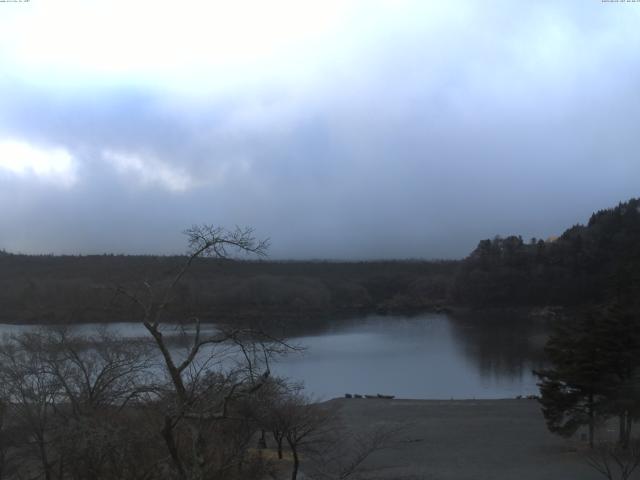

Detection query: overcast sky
xmin=0 ymin=0 xmax=638 ymax=259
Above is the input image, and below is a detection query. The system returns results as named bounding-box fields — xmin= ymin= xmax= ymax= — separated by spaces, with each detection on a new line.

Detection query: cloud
xmin=102 ymin=149 xmax=197 ymax=193
xmin=0 ymin=139 xmax=76 ymax=187
xmin=0 ymin=0 xmax=355 ymax=94
xmin=0 ymin=1 xmax=639 ymax=258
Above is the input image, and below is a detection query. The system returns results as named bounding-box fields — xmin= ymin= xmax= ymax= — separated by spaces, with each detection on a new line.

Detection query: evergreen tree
xmin=535 ymin=304 xmax=640 ymax=448
xmin=535 ymin=312 xmax=606 ymax=447
xmin=591 ymin=304 xmax=640 ymax=449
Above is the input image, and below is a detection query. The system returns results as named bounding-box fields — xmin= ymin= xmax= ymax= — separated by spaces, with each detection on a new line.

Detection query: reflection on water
xmin=272 ymin=314 xmax=545 ymax=400
xmin=447 ymin=314 xmax=547 ymax=383
xmin=0 ymin=313 xmax=546 ymax=400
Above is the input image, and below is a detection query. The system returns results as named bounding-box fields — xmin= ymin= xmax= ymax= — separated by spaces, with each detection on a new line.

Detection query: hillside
xmin=453 ymin=198 xmax=640 ymax=308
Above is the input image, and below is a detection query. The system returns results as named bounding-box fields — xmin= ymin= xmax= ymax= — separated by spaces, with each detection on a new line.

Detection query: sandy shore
xmin=325 ymin=398 xmax=602 ymax=480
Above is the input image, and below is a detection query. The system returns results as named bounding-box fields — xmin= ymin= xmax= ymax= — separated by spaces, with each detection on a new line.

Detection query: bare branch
xmin=585 ymin=441 xmax=640 ymax=480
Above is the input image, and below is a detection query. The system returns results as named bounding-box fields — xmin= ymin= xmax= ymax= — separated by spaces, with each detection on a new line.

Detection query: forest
xmin=454 ymin=198 xmax=640 ymax=310
xmin=0 ymin=253 xmax=455 ymax=325
xmin=1 ymin=198 xmax=638 ymax=325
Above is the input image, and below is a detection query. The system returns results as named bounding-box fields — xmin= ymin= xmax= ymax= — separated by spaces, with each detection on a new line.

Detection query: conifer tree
xmin=535 ymin=304 xmax=640 ymax=448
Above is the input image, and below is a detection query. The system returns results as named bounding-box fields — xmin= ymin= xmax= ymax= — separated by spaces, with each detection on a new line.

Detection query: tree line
xmin=3 ymin=198 xmax=639 ymax=327
xmin=0 ymin=254 xmax=455 ymax=325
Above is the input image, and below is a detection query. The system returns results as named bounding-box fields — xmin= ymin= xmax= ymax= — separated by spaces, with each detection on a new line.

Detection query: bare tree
xmin=256 ymin=391 xmax=399 ymax=480
xmin=39 ymin=328 xmax=155 ymax=416
xmin=306 ymin=424 xmax=401 ymax=480
xmin=0 ymin=396 xmax=22 ymax=480
xmin=274 ymin=393 xmax=334 ymax=480
xmin=114 ymin=226 xmax=268 ymax=406
xmin=249 ymin=377 xmax=301 ymax=459
xmin=585 ymin=440 xmax=640 ymax=480
xmin=41 ymin=329 xmax=158 ymax=480
xmin=113 ymin=225 xmax=290 ymax=479
xmin=0 ymin=332 xmax=63 ymax=480
xmin=0 ymin=328 xmax=159 ymax=480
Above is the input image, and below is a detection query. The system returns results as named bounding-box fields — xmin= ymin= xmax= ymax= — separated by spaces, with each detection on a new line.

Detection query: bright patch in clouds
xmin=0 ymin=139 xmax=76 ymax=186
xmin=0 ymin=0 xmax=354 ymax=92
xmin=102 ymin=150 xmax=196 ymax=192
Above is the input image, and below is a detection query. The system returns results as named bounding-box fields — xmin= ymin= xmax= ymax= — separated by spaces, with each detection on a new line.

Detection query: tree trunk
xmin=290 ymin=445 xmax=299 ymax=480
xmin=161 ymin=416 xmax=186 ymax=479
xmin=192 ymin=426 xmax=206 ymax=480
xmin=618 ymin=411 xmax=634 ymax=449
xmin=145 ymin=324 xmax=187 ymax=403
xmin=619 ymin=413 xmax=625 ymax=446
xmin=257 ymin=429 xmax=267 ymax=449
xmin=57 ymin=456 xmax=65 ymax=480
xmin=273 ymin=432 xmax=283 ymax=459
xmin=622 ymin=412 xmax=633 ymax=450
xmin=588 ymin=395 xmax=595 ymax=449
xmin=37 ymin=435 xmax=51 ymax=480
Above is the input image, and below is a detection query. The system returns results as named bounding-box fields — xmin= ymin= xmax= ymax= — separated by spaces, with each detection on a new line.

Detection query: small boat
xmin=377 ymin=394 xmax=395 ymax=399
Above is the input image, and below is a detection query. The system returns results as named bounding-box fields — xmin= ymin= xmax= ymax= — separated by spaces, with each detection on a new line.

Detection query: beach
xmin=325 ymin=398 xmax=602 ymax=480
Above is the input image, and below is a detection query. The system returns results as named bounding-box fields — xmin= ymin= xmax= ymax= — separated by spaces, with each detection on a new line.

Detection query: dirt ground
xmin=321 ymin=398 xmax=604 ymax=480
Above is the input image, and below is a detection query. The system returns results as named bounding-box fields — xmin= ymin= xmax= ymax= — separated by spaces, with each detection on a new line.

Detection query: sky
xmin=0 ymin=0 xmax=639 ymax=259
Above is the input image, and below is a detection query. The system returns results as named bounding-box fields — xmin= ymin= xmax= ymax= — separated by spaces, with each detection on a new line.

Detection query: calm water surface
xmin=0 ymin=314 xmax=544 ymax=400
xmin=273 ymin=314 xmax=543 ymax=399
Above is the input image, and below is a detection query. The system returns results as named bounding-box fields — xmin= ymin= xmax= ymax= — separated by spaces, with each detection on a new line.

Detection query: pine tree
xmin=535 ymin=305 xmax=640 ymax=448
xmin=535 ymin=312 xmax=606 ymax=447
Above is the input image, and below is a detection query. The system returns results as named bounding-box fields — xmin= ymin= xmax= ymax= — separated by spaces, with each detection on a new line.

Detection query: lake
xmin=273 ymin=314 xmax=544 ymax=399
xmin=0 ymin=313 xmax=545 ymax=400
